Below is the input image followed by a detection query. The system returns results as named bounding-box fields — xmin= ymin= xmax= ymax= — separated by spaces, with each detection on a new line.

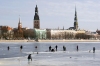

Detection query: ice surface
xmin=0 ymin=42 xmax=100 ymax=66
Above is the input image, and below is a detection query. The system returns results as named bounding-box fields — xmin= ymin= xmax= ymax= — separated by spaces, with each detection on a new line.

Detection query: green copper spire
xmin=74 ymin=6 xmax=77 ymax=21
xmin=74 ymin=6 xmax=78 ymax=30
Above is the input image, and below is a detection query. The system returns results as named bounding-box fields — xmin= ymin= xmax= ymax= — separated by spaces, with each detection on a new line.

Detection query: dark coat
xmin=28 ymin=54 xmax=32 ymax=61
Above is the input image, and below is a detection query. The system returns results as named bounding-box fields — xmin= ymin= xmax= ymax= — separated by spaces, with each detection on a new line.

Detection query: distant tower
xmin=74 ymin=6 xmax=78 ymax=30
xmin=18 ymin=17 xmax=22 ymax=30
xmin=16 ymin=16 xmax=23 ymax=38
xmin=34 ymin=5 xmax=40 ymax=29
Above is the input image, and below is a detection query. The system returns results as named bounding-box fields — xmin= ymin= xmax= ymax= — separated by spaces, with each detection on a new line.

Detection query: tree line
xmin=0 ymin=29 xmax=96 ymax=40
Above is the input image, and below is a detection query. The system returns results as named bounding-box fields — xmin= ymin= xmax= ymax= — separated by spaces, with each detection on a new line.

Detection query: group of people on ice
xmin=49 ymin=45 xmax=66 ymax=52
xmin=6 ymin=44 xmax=96 ymax=62
xmin=27 ymin=45 xmax=96 ymax=62
xmin=7 ymin=45 xmax=23 ymax=51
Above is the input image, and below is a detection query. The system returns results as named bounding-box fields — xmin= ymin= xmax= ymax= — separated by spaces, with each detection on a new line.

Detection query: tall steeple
xmin=75 ymin=6 xmax=77 ymax=21
xmin=34 ymin=5 xmax=39 ymax=20
xmin=33 ymin=5 xmax=40 ymax=29
xmin=18 ymin=15 xmax=22 ymax=30
xmin=17 ymin=15 xmax=23 ymax=38
xmin=35 ymin=5 xmax=38 ymax=14
xmin=19 ymin=15 xmax=21 ymax=23
xmin=74 ymin=6 xmax=78 ymax=30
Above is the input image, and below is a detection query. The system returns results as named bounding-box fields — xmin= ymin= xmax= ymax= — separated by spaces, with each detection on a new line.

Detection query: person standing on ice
xmin=77 ymin=45 xmax=78 ymax=51
xmin=63 ymin=46 xmax=66 ymax=51
xmin=93 ymin=47 xmax=95 ymax=53
xmin=35 ymin=46 xmax=38 ymax=54
xmin=49 ymin=46 xmax=52 ymax=51
xmin=28 ymin=54 xmax=32 ymax=61
xmin=55 ymin=45 xmax=58 ymax=51
xmin=7 ymin=46 xmax=10 ymax=50
xmin=20 ymin=45 xmax=23 ymax=50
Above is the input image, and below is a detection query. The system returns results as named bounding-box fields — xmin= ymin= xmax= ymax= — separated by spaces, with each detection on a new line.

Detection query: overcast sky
xmin=0 ymin=0 xmax=100 ymax=31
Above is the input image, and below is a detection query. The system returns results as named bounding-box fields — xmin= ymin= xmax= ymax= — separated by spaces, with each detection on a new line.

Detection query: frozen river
xmin=0 ymin=42 xmax=100 ymax=66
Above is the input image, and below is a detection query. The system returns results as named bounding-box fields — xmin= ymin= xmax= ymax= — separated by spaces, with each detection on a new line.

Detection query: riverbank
xmin=39 ymin=39 xmax=100 ymax=42
xmin=0 ymin=39 xmax=100 ymax=42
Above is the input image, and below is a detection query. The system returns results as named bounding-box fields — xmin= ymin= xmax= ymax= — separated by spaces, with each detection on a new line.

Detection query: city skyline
xmin=0 ymin=0 xmax=100 ymax=31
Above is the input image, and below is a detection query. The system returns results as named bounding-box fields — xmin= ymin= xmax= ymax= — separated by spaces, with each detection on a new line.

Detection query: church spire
xmin=74 ymin=6 xmax=77 ymax=21
xmin=33 ymin=5 xmax=40 ymax=29
xmin=34 ymin=5 xmax=39 ymax=20
xmin=35 ymin=5 xmax=38 ymax=14
xmin=18 ymin=15 xmax=22 ymax=29
xmin=19 ymin=15 xmax=21 ymax=23
xmin=74 ymin=6 xmax=78 ymax=30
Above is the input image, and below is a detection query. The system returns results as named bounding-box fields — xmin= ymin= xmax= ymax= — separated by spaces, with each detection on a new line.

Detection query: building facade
xmin=46 ymin=29 xmax=77 ymax=39
xmin=34 ymin=29 xmax=46 ymax=39
xmin=1 ymin=26 xmax=13 ymax=39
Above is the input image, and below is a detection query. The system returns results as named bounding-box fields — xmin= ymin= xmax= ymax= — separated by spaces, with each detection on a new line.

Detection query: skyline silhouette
xmin=0 ymin=0 xmax=100 ymax=31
